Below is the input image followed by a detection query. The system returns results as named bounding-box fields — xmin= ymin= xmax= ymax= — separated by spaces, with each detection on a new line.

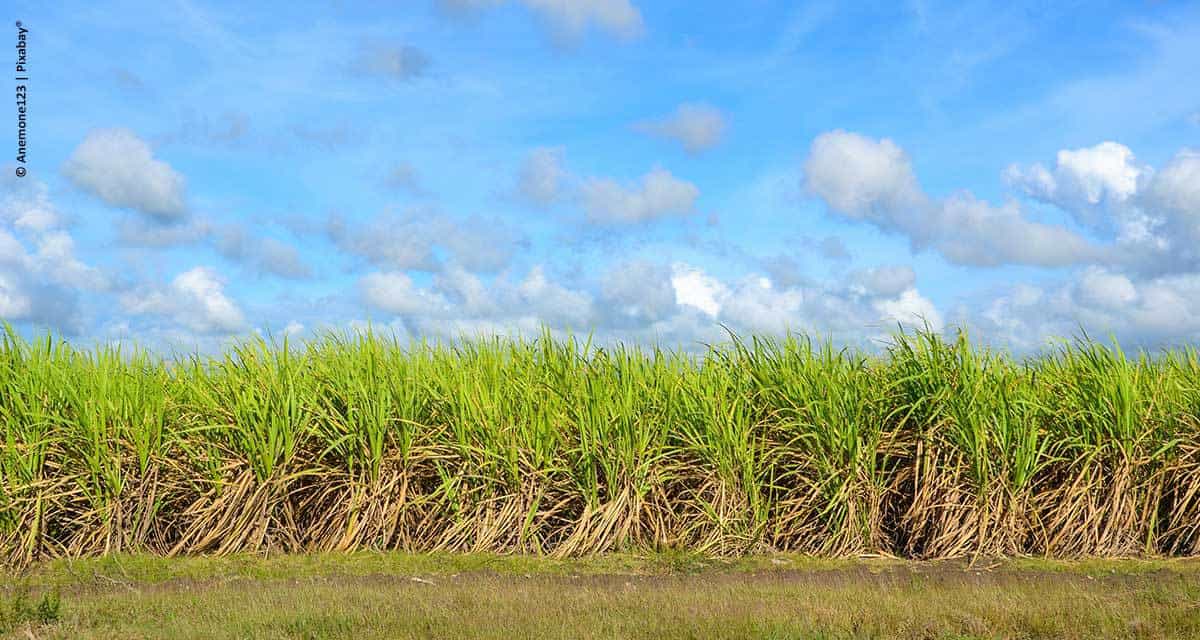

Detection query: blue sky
xmin=3 ymin=0 xmax=1200 ymax=352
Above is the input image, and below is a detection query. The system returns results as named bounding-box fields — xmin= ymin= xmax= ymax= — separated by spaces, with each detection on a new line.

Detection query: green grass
xmin=3 ymin=553 xmax=1199 ymax=639
xmin=3 ymin=324 xmax=1200 ymax=563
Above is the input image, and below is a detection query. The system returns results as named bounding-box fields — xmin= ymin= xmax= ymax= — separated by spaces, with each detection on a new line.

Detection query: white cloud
xmin=0 ymin=182 xmax=104 ymax=334
xmin=62 ymin=128 xmax=187 ymax=220
xmin=516 ymin=265 xmax=594 ymax=326
xmin=1 ymin=178 xmax=61 ymax=231
xmin=121 ymin=267 xmax=245 ymax=334
xmin=671 ymin=263 xmax=726 ymax=317
xmin=1051 ymin=143 xmax=1142 ymax=201
xmin=1141 ymin=149 xmax=1200 ymax=248
xmin=582 ymin=167 xmax=699 ymax=223
xmin=601 ymin=260 xmax=677 ymax=323
xmin=931 ymin=193 xmax=1102 ymax=267
xmin=0 ymin=230 xmax=28 ymax=269
xmin=804 ymin=130 xmax=1101 ymax=267
xmin=0 ymin=269 xmax=32 ymax=318
xmin=1002 ymin=144 xmax=1200 ymax=275
xmin=803 ymin=130 xmax=924 ymax=226
xmin=162 ymin=267 xmax=245 ymax=333
xmin=969 ymin=266 xmax=1200 ymax=350
xmin=875 ymin=288 xmax=943 ymax=332
xmin=343 ymin=255 xmax=951 ymax=350
xmin=360 ymin=271 xmax=450 ymax=316
xmin=669 ymin=262 xmax=943 ymax=341
xmin=1143 ymin=149 xmax=1200 ymax=214
xmin=33 ymin=231 xmax=108 ymax=290
xmin=362 ymin=264 xmax=594 ymax=332
xmin=434 ymin=265 xmax=498 ymax=315
xmin=1005 ymin=141 xmax=1144 ymax=232
xmin=1076 ymin=266 xmax=1137 ymax=310
xmin=719 ymin=276 xmax=806 ymax=335
xmin=1 ymin=185 xmax=78 ymax=288
xmin=852 ymin=265 xmax=916 ymax=297
xmin=635 ymin=103 xmax=728 ymax=154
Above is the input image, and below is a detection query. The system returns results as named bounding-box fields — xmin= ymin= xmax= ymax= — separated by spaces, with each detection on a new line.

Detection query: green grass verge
xmin=3 ymin=553 xmax=1199 ymax=639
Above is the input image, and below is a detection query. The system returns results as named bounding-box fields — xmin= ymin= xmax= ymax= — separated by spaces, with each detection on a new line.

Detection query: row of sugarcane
xmin=2 ymin=324 xmax=1199 ymax=565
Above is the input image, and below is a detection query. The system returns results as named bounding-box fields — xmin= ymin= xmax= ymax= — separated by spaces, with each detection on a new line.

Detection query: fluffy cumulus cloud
xmin=516 ymin=265 xmax=595 ymax=326
xmin=803 ymin=131 xmax=924 ymax=226
xmin=0 ymin=228 xmax=85 ymax=332
xmin=434 ymin=265 xmax=500 ymax=316
xmin=1001 ymin=143 xmax=1200 ymax=275
xmin=971 ymin=267 xmax=1200 ymax=350
xmin=1075 ymin=267 xmax=1138 ymax=310
xmin=0 ymin=178 xmax=107 ymax=334
xmin=581 ymin=168 xmax=699 ymax=224
xmin=360 ymin=264 xmax=594 ymax=337
xmin=851 ymin=265 xmax=916 ymax=297
xmin=803 ymin=130 xmax=1102 ymax=267
xmin=601 ymin=260 xmax=677 ymax=324
xmin=121 ymin=267 xmax=246 ymax=334
xmin=348 ymin=244 xmax=947 ymax=349
xmin=975 ymin=267 xmax=1200 ymax=352
xmin=62 ymin=128 xmax=187 ymax=220
xmin=1006 ymin=142 xmax=1143 ymax=230
xmin=443 ymin=0 xmax=644 ymax=42
xmin=1139 ymin=150 xmax=1200 ymax=261
xmin=949 ymin=141 xmax=1200 ymax=349
xmin=1 ymin=177 xmax=61 ymax=231
xmin=28 ymin=231 xmax=109 ymax=291
xmin=360 ymin=271 xmax=451 ymax=316
xmin=875 ymin=288 xmax=943 ymax=333
xmin=931 ymin=194 xmax=1102 ymax=267
xmin=1142 ymin=150 xmax=1200 ymax=216
xmin=718 ymin=277 xmax=807 ymax=335
xmin=670 ymin=264 xmax=725 ymax=318
xmin=635 ymin=103 xmax=728 ymax=154
xmin=656 ymin=262 xmax=942 ymax=340
xmin=801 ymin=132 xmax=1200 ymax=347
xmin=0 ymin=269 xmax=31 ymax=319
